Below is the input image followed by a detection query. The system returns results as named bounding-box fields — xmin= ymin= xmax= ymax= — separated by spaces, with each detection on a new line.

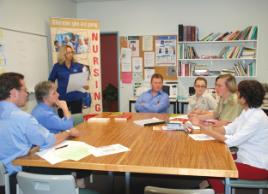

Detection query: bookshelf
xmin=177 ymin=26 xmax=257 ymax=77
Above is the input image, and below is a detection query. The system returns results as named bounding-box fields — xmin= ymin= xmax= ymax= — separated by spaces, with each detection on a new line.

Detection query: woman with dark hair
xmin=200 ymin=80 xmax=268 ymax=194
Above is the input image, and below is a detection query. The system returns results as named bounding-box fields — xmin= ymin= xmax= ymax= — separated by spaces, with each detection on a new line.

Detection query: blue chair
xmin=228 ymin=179 xmax=268 ymax=194
xmin=0 ymin=162 xmax=10 ymax=194
xmin=16 ymin=171 xmax=98 ymax=194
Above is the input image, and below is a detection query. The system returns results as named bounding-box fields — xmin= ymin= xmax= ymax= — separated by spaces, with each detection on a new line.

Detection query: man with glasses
xmin=0 ymin=72 xmax=79 ymax=193
xmin=187 ymin=77 xmax=217 ymax=113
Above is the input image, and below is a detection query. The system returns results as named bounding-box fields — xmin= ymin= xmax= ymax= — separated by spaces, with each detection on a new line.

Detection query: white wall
xmin=0 ymin=0 xmax=76 ymax=36
xmin=0 ymin=0 xmax=77 ymax=112
xmin=77 ymin=0 xmax=268 ymax=112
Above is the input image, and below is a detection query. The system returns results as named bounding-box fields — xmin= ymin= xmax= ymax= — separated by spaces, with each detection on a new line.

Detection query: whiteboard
xmin=0 ymin=28 xmax=49 ymax=91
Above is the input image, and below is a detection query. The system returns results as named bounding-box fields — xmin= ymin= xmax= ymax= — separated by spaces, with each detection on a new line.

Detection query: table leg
xmin=108 ymin=172 xmax=114 ymax=194
xmin=173 ymin=102 xmax=176 ymax=113
xmin=125 ymin=172 xmax=130 ymax=194
xmin=225 ymin=177 xmax=231 ymax=194
xmin=129 ymin=101 xmax=132 ymax=112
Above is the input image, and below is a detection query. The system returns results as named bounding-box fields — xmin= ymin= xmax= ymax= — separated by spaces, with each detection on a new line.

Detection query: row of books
xmin=200 ymin=26 xmax=258 ymax=41
xmin=178 ymin=25 xmax=199 ymax=41
xmin=182 ymin=46 xmax=256 ymax=59
xmin=178 ymin=62 xmax=256 ymax=76
xmin=178 ymin=63 xmax=209 ymax=76
xmin=219 ymin=46 xmax=256 ymax=59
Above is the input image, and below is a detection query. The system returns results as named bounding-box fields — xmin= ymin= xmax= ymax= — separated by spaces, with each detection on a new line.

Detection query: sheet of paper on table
xmin=36 ymin=140 xmax=95 ymax=165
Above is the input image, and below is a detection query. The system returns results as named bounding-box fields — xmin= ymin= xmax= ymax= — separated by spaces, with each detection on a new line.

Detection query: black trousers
xmin=58 ymin=99 xmax=83 ymax=118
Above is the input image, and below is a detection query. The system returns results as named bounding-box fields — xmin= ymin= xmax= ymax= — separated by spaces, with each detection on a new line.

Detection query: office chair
xmin=227 ymin=179 xmax=268 ymax=194
xmin=162 ymin=85 xmax=170 ymax=96
xmin=0 ymin=162 xmax=10 ymax=194
xmin=16 ymin=171 xmax=98 ymax=194
xmin=144 ymin=186 xmax=215 ymax=194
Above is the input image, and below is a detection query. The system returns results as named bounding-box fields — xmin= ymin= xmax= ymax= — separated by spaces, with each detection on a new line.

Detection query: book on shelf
xmin=233 ymin=62 xmax=246 ymax=76
xmin=247 ymin=62 xmax=256 ymax=76
xmin=240 ymin=47 xmax=256 ymax=58
xmin=193 ymin=64 xmax=209 ymax=76
xmin=221 ymin=69 xmax=236 ymax=76
xmin=184 ymin=46 xmax=199 ymax=59
xmin=178 ymin=24 xmax=199 ymax=41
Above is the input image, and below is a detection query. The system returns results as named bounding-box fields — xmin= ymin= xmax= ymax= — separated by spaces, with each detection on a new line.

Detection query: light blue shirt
xmin=0 ymin=101 xmax=56 ymax=174
xmin=32 ymin=103 xmax=74 ymax=134
xmin=135 ymin=89 xmax=170 ymax=113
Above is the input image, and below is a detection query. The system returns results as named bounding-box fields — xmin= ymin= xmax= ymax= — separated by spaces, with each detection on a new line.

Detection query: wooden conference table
xmin=14 ymin=113 xmax=238 ymax=194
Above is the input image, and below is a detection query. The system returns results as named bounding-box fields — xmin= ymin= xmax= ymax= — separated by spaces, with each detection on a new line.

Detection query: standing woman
xmin=49 ymin=45 xmax=87 ymax=116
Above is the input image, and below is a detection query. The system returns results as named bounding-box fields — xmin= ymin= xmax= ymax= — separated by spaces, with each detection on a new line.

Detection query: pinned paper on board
xmin=128 ymin=36 xmax=139 ymax=57
xmin=144 ymin=51 xmax=155 ymax=67
xmin=133 ymin=72 xmax=143 ymax=82
xmin=155 ymin=35 xmax=176 ymax=65
xmin=121 ymin=48 xmax=132 ymax=72
xmin=144 ymin=68 xmax=155 ymax=82
xmin=142 ymin=35 xmax=153 ymax=51
xmin=132 ymin=57 xmax=143 ymax=72
xmin=122 ymin=72 xmax=132 ymax=84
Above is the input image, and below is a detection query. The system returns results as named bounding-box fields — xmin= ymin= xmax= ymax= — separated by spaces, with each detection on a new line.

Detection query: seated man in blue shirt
xmin=0 ymin=72 xmax=79 ymax=193
xmin=135 ymin=73 xmax=170 ymax=113
xmin=32 ymin=81 xmax=74 ymax=134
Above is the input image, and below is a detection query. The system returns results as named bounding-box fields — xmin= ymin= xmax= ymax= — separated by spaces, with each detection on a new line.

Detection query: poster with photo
xmin=155 ymin=35 xmax=176 ymax=65
xmin=128 ymin=36 xmax=139 ymax=57
xmin=50 ymin=18 xmax=102 ymax=113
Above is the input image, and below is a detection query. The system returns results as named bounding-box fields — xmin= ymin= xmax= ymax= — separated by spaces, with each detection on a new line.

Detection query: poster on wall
xmin=50 ymin=18 xmax=102 ymax=113
xmin=128 ymin=36 xmax=139 ymax=57
xmin=155 ymin=35 xmax=176 ymax=65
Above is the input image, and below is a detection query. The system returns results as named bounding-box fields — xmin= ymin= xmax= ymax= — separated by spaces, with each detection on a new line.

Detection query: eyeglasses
xmin=194 ymin=85 xmax=206 ymax=88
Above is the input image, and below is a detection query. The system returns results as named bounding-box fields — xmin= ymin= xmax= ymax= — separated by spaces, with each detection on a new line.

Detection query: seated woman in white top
xmin=201 ymin=80 xmax=268 ymax=194
xmin=187 ymin=77 xmax=217 ymax=113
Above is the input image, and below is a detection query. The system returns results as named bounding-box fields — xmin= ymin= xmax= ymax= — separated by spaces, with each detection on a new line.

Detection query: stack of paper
xmin=87 ymin=117 xmax=110 ymax=122
xmin=134 ymin=117 xmax=165 ymax=126
xmin=36 ymin=140 xmax=95 ymax=165
xmin=162 ymin=123 xmax=185 ymax=131
xmin=91 ymin=144 xmax=130 ymax=157
xmin=189 ymin=134 xmax=215 ymax=141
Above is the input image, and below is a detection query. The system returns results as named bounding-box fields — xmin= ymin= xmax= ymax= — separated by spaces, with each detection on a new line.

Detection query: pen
xmin=55 ymin=145 xmax=68 ymax=150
